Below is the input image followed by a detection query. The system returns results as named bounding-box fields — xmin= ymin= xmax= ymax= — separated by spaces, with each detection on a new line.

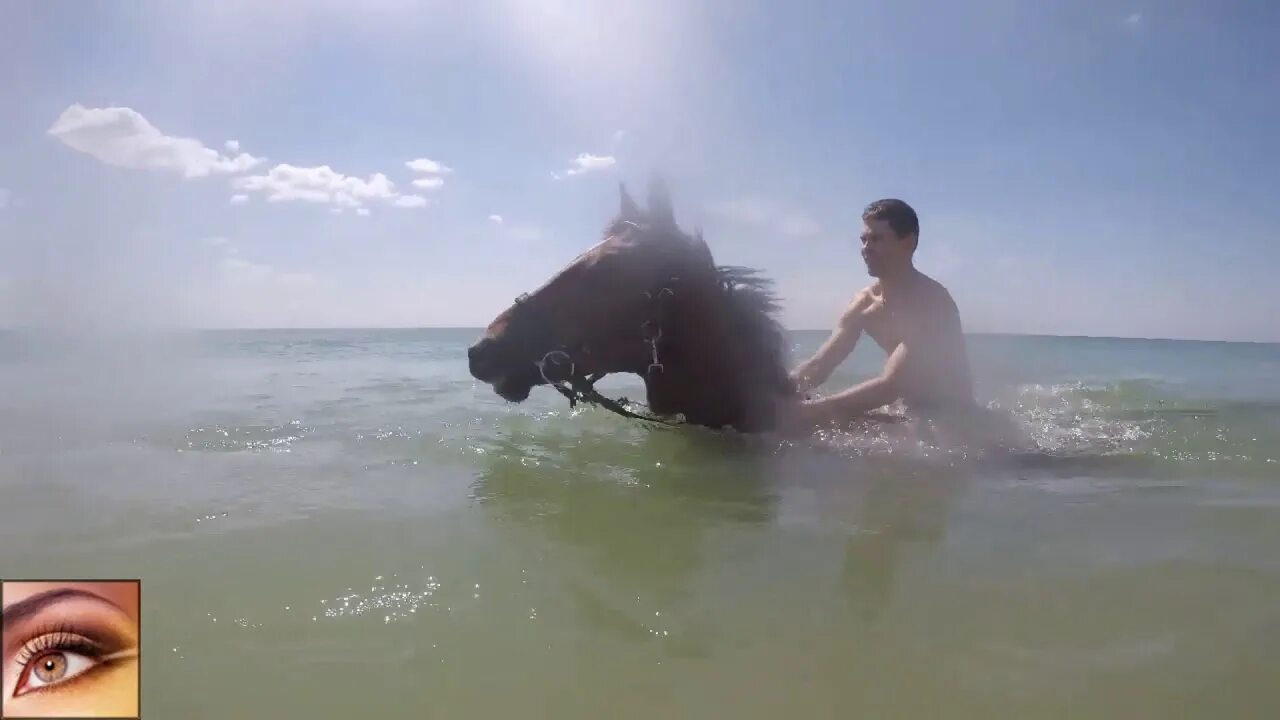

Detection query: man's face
xmin=859 ymin=217 xmax=913 ymax=277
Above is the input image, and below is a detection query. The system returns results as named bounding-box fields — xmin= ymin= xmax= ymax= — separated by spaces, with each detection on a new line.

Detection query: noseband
xmin=522 ymin=276 xmax=683 ymax=426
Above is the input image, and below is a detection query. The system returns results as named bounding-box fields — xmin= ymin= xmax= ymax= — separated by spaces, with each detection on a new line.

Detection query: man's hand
xmin=772 ymin=393 xmax=817 ymax=436
xmin=789 ymin=289 xmax=875 ymax=392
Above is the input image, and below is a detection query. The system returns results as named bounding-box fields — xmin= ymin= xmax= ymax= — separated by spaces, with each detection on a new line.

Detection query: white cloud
xmin=558 ymin=152 xmax=616 ymax=178
xmin=231 ymin=164 xmax=409 ymax=210
xmin=405 ymin=158 xmax=453 ymax=175
xmin=229 ymin=193 xmax=249 ymax=205
xmin=356 ymin=208 xmax=371 ymax=217
xmin=330 ymin=207 xmax=344 ymax=215
xmin=709 ymin=197 xmax=822 ymax=238
xmin=489 ymin=214 xmax=503 ymax=224
xmin=1123 ymin=11 xmax=1142 ymax=27
xmin=47 ymin=104 xmax=264 ymax=178
xmin=612 ymin=130 xmax=627 ymax=145
xmin=224 ymin=139 xmax=240 ymax=152
xmin=405 ymin=157 xmax=452 ymax=192
xmin=0 ymin=188 xmax=9 ymax=210
xmin=393 ymin=195 xmax=429 ymax=208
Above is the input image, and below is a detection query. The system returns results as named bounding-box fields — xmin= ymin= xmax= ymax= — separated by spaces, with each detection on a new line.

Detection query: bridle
xmin=515 ymin=273 xmax=685 ymax=427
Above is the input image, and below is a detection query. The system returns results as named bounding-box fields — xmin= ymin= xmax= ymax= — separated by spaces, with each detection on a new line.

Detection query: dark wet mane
xmin=713 ymin=265 xmax=795 ymax=398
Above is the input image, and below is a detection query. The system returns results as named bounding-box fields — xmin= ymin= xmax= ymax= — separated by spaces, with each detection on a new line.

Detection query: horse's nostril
xmin=468 ymin=338 xmax=501 ymax=380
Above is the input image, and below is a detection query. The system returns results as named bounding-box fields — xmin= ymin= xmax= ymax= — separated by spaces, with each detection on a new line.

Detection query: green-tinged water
xmin=2 ymin=329 xmax=1279 ymax=718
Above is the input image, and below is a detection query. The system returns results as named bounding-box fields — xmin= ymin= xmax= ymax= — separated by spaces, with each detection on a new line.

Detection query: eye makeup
xmin=2 ymin=582 xmax=140 ymax=718
xmin=11 ymin=622 xmax=137 ymax=698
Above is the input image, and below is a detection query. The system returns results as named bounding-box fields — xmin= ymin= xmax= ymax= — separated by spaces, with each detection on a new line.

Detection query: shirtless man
xmin=779 ymin=198 xmax=976 ymax=432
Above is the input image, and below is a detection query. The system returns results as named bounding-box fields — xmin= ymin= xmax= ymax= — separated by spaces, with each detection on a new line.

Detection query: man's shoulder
xmin=852 ymin=281 xmax=882 ymax=305
xmin=852 ymin=282 xmax=884 ymax=308
xmin=835 ymin=283 xmax=879 ymax=328
xmin=914 ymin=272 xmax=959 ymax=312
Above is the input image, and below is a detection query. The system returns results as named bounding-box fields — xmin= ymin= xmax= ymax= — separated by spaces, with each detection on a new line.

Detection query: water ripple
xmin=183 ymin=420 xmax=309 ymax=452
xmin=319 ymin=576 xmax=446 ymax=624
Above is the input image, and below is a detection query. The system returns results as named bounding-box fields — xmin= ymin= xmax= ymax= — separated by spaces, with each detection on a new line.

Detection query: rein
xmin=531 ymin=276 xmax=685 ymax=427
xmin=539 ymin=358 xmax=680 ymax=426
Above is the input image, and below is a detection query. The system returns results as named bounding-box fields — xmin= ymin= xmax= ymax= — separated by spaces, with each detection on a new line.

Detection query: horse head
xmin=468 ymin=177 xmax=795 ymax=432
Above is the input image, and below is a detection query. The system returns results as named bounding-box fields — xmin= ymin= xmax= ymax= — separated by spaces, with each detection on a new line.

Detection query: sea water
xmin=1 ymin=329 xmax=1278 ymax=718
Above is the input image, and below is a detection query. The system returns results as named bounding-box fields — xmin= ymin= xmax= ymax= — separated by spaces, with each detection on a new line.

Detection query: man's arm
xmin=790 ymin=291 xmax=872 ymax=393
xmin=798 ymin=340 xmax=911 ymax=425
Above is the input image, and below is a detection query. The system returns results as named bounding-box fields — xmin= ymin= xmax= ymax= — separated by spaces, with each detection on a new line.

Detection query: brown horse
xmin=467 ymin=178 xmax=798 ymax=433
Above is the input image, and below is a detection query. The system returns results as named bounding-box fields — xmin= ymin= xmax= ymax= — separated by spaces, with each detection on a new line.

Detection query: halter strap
xmin=534 ymin=275 xmax=685 ymax=427
xmin=547 ymin=370 xmax=682 ymax=426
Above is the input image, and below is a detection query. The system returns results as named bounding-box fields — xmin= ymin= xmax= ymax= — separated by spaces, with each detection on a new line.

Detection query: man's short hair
xmin=862 ymin=199 xmax=919 ymax=241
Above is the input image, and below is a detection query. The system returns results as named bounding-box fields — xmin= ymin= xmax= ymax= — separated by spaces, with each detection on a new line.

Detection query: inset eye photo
xmin=1 ymin=580 xmax=140 ymax=719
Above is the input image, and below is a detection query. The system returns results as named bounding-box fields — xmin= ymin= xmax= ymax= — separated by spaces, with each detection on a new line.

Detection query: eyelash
xmin=13 ymin=624 xmax=108 ymax=695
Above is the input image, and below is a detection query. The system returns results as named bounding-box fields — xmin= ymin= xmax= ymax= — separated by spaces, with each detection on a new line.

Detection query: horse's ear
xmin=692 ymin=227 xmax=714 ymax=266
xmin=619 ymin=183 xmax=641 ymax=220
xmin=647 ymin=175 xmax=676 ymax=228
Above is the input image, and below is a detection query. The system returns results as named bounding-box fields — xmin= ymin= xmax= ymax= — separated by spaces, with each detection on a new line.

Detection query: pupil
xmin=34 ymin=652 xmax=68 ymax=682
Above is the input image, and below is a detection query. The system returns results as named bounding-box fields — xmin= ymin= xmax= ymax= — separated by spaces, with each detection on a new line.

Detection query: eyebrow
xmin=2 ymin=589 xmax=127 ymax=630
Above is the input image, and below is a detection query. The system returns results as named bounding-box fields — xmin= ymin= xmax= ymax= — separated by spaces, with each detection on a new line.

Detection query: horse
xmin=467 ymin=178 xmax=799 ymax=433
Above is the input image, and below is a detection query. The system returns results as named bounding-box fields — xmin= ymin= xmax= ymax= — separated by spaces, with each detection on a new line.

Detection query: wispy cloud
xmin=231 ymin=163 xmax=422 ymax=212
xmin=204 ymin=237 xmax=314 ymax=289
xmin=1123 ymin=11 xmax=1143 ymax=27
xmin=708 ymin=197 xmax=822 ymax=238
xmin=552 ymin=152 xmax=616 ymax=180
xmin=392 ymin=195 xmax=429 ymax=208
xmin=405 ymin=158 xmax=453 ymax=175
xmin=229 ymin=193 xmax=249 ymax=205
xmin=47 ymin=104 xmax=263 ymax=178
xmin=406 ymin=157 xmax=452 ymax=191
xmin=489 ymin=214 xmax=503 ymax=224
xmin=179 ymin=240 xmax=324 ymax=328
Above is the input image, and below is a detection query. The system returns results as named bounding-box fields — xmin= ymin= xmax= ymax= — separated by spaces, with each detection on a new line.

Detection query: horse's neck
xmin=646 ymin=296 xmax=790 ymax=431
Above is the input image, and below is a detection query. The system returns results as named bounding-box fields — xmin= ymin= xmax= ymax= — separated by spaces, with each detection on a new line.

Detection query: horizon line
xmin=2 ymin=326 xmax=1276 ymax=346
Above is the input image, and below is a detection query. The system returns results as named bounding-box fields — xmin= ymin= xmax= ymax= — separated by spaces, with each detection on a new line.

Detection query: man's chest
xmin=862 ymin=298 xmax=925 ymax=354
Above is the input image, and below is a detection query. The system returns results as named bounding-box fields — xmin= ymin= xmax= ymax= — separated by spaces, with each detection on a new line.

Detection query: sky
xmin=0 ymin=0 xmax=1277 ymax=341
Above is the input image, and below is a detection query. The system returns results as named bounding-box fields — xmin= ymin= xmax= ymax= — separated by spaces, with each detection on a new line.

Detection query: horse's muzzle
xmin=467 ymin=337 xmax=505 ymax=382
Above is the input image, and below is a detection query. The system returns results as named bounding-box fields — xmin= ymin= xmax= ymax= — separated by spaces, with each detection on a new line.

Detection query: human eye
xmin=12 ymin=625 xmax=124 ymax=697
xmin=3 ymin=582 xmax=141 ymax=717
